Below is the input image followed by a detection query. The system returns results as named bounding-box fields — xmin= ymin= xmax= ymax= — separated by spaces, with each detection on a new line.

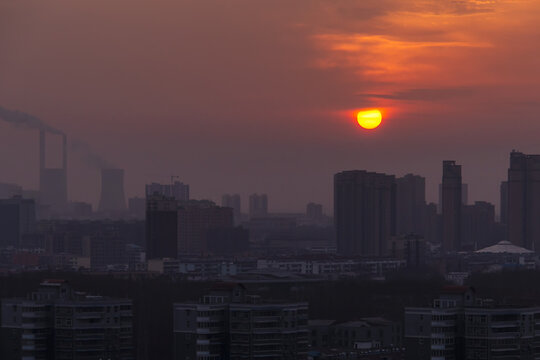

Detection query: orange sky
xmin=1 ymin=0 xmax=540 ymax=212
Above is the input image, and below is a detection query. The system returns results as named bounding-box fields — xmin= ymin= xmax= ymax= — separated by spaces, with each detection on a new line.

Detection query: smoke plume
xmin=71 ymin=140 xmax=114 ymax=169
xmin=0 ymin=105 xmax=113 ymax=169
xmin=0 ymin=106 xmax=64 ymax=134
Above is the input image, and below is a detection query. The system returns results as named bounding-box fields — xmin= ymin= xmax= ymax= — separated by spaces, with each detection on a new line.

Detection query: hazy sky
xmin=1 ymin=0 xmax=540 ymax=213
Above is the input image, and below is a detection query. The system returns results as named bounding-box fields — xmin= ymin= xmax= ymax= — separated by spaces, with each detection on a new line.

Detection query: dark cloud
xmin=360 ymin=87 xmax=476 ymax=101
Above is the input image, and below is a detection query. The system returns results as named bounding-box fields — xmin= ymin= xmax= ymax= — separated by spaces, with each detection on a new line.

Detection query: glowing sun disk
xmin=357 ymin=109 xmax=382 ymax=129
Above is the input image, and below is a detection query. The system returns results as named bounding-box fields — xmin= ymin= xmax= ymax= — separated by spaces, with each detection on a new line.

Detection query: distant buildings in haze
xmin=249 ymin=193 xmax=268 ymax=218
xmin=145 ymin=181 xmax=190 ymax=202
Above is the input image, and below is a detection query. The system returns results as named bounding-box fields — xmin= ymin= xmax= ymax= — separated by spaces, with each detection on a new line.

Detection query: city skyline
xmin=2 ymin=1 xmax=540 ymax=211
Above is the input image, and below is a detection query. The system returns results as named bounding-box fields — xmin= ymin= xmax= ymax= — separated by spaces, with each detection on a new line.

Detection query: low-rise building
xmin=405 ymin=286 xmax=540 ymax=360
xmin=173 ymin=283 xmax=309 ymax=360
xmin=0 ymin=279 xmax=133 ymax=360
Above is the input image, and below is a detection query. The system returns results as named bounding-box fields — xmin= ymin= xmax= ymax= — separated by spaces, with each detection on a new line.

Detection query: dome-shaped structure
xmin=475 ymin=240 xmax=534 ymax=254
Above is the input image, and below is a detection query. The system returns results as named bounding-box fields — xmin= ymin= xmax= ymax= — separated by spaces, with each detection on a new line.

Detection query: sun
xmin=357 ymin=109 xmax=382 ymax=129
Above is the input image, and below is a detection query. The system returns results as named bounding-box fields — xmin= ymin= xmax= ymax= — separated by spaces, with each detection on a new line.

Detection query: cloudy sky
xmin=1 ymin=0 xmax=540 ymax=213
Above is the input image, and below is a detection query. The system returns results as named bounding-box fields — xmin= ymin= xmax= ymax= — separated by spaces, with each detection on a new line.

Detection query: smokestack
xmin=39 ymin=130 xmax=45 ymax=171
xmin=98 ymin=168 xmax=127 ymax=213
xmin=62 ymin=134 xmax=67 ymax=171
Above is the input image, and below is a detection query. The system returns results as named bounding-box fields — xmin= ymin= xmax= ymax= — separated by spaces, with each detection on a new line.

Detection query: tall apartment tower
xmin=0 ymin=196 xmax=36 ymax=248
xmin=507 ymin=151 xmax=540 ymax=250
xmin=249 ymin=193 xmax=268 ymax=218
xmin=146 ymin=195 xmax=179 ymax=259
xmin=396 ymin=174 xmax=426 ymax=236
xmin=442 ymin=160 xmax=462 ymax=252
xmin=334 ymin=170 xmax=396 ymax=256
xmin=500 ymin=181 xmax=508 ymax=224
xmin=39 ymin=130 xmax=68 ymax=209
xmin=177 ymin=200 xmax=234 ymax=255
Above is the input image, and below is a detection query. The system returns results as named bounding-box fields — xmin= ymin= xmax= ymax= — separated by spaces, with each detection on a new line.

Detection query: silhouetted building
xmin=405 ymin=286 xmax=540 ymax=360
xmin=0 ymin=279 xmax=133 ymax=360
xmin=146 ymin=195 xmax=179 ymax=259
xmin=146 ymin=181 xmax=189 ymax=202
xmin=222 ymin=193 xmax=241 ymax=222
xmin=249 ymin=193 xmax=268 ymax=218
xmin=396 ymin=174 xmax=426 ymax=236
xmin=438 ymin=183 xmax=468 ymax=214
xmin=177 ymin=200 xmax=234 ymax=254
xmin=39 ymin=130 xmax=68 ymax=210
xmin=206 ymin=227 xmax=249 ymax=254
xmin=462 ymin=201 xmax=495 ymax=250
xmin=507 ymin=151 xmax=540 ymax=251
xmin=424 ymin=202 xmax=441 ymax=244
xmin=500 ymin=181 xmax=508 ymax=224
xmin=173 ymin=283 xmax=309 ymax=360
xmin=0 ymin=196 xmax=36 ymax=248
xmin=98 ymin=168 xmax=127 ymax=213
xmin=442 ymin=161 xmax=462 ymax=252
xmin=334 ymin=170 xmax=396 ymax=256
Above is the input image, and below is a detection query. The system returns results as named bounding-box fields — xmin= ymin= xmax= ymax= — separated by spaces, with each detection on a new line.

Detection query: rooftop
xmin=475 ymin=241 xmax=534 ymax=254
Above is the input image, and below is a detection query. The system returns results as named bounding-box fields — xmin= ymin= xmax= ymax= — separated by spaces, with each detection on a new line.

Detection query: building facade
xmin=173 ymin=283 xmax=309 ymax=360
xmin=396 ymin=174 xmax=426 ymax=237
xmin=0 ymin=279 xmax=133 ymax=360
xmin=405 ymin=286 xmax=540 ymax=360
xmin=507 ymin=151 xmax=540 ymax=251
xmin=334 ymin=170 xmax=396 ymax=257
xmin=442 ymin=161 xmax=462 ymax=252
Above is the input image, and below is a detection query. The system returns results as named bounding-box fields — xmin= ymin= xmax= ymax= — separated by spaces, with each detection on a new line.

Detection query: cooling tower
xmin=39 ymin=130 xmax=68 ymax=208
xmin=98 ymin=168 xmax=127 ymax=212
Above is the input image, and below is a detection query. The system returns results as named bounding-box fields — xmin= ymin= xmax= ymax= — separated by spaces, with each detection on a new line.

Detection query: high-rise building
xmin=248 ymin=193 xmax=268 ymax=218
xmin=222 ymin=194 xmax=241 ymax=221
xmin=177 ymin=200 xmax=234 ymax=255
xmin=442 ymin=161 xmax=462 ymax=252
xmin=173 ymin=283 xmax=309 ymax=360
xmin=98 ymin=168 xmax=127 ymax=213
xmin=396 ymin=174 xmax=426 ymax=236
xmin=334 ymin=170 xmax=396 ymax=256
xmin=146 ymin=195 xmax=179 ymax=259
xmin=438 ymin=183 xmax=468 ymax=214
xmin=39 ymin=131 xmax=68 ymax=210
xmin=405 ymin=286 xmax=540 ymax=360
xmin=507 ymin=151 xmax=540 ymax=251
xmin=500 ymin=181 xmax=508 ymax=224
xmin=424 ymin=202 xmax=441 ymax=244
xmin=461 ymin=201 xmax=495 ymax=250
xmin=0 ymin=196 xmax=36 ymax=248
xmin=0 ymin=279 xmax=133 ymax=360
xmin=146 ymin=181 xmax=189 ymax=202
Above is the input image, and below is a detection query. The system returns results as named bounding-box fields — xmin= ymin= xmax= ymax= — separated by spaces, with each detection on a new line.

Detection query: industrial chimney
xmin=98 ymin=168 xmax=127 ymax=212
